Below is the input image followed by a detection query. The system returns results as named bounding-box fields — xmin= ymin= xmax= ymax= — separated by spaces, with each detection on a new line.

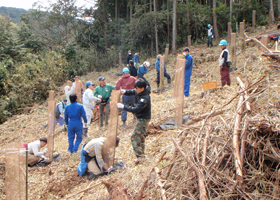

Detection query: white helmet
xmin=144 ymin=61 xmax=150 ymax=67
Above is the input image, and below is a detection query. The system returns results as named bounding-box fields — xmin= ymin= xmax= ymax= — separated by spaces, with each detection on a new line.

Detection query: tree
xmin=154 ymin=0 xmax=159 ymax=55
xmin=172 ymin=0 xmax=177 ymax=55
xmin=213 ymin=0 xmax=219 ymax=38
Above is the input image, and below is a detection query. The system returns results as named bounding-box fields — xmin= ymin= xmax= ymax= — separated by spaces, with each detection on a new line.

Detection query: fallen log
xmin=245 ymin=37 xmax=272 ymax=53
xmin=102 ymin=178 xmax=130 ymax=200
xmin=261 ymin=53 xmax=280 ymax=62
xmin=237 ymin=77 xmax=251 ymax=111
xmin=154 ymin=167 xmax=167 ymax=200
xmin=66 ymin=182 xmax=102 ymax=199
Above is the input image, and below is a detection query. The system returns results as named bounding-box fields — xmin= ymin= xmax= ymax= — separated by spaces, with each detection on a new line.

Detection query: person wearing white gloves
xmin=27 ymin=137 xmax=48 ymax=166
xmin=82 ymin=81 xmax=100 ymax=137
xmin=117 ymin=78 xmax=151 ymax=164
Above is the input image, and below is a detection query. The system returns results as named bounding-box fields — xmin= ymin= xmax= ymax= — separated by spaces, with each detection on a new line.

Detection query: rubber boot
xmin=83 ymin=128 xmax=89 ymax=138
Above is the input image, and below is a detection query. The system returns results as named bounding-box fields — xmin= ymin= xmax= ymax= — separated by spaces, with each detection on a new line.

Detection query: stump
xmin=102 ymin=178 xmax=129 ymax=200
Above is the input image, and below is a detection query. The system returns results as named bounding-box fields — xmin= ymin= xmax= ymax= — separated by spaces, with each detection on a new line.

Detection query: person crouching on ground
xmin=27 ymin=137 xmax=48 ymax=166
xmin=155 ymin=54 xmax=171 ymax=89
xmin=77 ymin=136 xmax=120 ymax=180
xmin=115 ymin=67 xmax=137 ymax=126
xmin=83 ymin=81 xmax=100 ymax=137
xmin=55 ymin=99 xmax=67 ymax=131
xmin=117 ymin=79 xmax=151 ymax=164
xmin=218 ymin=40 xmax=231 ymax=86
xmin=64 ymin=94 xmax=87 ymax=153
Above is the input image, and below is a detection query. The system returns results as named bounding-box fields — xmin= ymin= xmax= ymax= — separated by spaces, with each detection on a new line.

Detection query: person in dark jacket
xmin=64 ymin=94 xmax=87 ymax=153
xmin=218 ymin=40 xmax=231 ymax=86
xmin=128 ymin=60 xmax=137 ymax=77
xmin=126 ymin=50 xmax=133 ymax=67
xmin=117 ymin=79 xmax=151 ymax=164
xmin=155 ymin=54 xmax=171 ymax=88
xmin=183 ymin=48 xmax=193 ymax=97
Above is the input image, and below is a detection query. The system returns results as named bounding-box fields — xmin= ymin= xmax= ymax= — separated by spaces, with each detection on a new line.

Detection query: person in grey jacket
xmin=27 ymin=137 xmax=48 ymax=166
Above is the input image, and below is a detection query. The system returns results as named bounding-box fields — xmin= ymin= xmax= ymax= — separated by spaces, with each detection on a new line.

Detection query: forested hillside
xmin=0 ymin=0 xmax=278 ymax=123
xmin=0 ymin=7 xmax=28 ymax=23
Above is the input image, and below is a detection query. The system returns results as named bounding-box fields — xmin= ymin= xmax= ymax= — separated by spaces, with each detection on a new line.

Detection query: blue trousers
xmin=184 ymin=77 xmax=191 ymax=96
xmin=68 ymin=121 xmax=83 ymax=153
xmin=156 ymin=71 xmax=171 ymax=86
xmin=122 ymin=95 xmax=135 ymax=122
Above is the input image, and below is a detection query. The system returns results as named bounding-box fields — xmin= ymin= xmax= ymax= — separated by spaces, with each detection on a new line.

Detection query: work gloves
xmin=120 ymin=89 xmax=126 ymax=94
xmin=117 ymin=103 xmax=124 ymax=109
xmin=97 ymin=95 xmax=102 ymax=99
xmin=43 ymin=148 xmax=48 ymax=155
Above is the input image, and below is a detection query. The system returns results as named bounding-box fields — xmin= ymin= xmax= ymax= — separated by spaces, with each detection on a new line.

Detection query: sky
xmin=0 ymin=0 xmax=96 ymax=10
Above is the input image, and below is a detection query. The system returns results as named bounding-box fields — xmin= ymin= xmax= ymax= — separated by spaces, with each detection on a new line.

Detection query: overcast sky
xmin=0 ymin=0 xmax=96 ymax=10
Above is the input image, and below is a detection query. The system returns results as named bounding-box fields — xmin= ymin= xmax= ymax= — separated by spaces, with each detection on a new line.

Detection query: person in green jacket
xmin=94 ymin=77 xmax=115 ymax=127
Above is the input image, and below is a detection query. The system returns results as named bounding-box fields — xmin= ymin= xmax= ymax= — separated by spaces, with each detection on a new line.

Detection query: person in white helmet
xmin=137 ymin=61 xmax=151 ymax=87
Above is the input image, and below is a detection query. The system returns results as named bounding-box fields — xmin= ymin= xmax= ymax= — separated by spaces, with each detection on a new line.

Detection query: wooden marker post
xmin=174 ymin=55 xmax=185 ymax=126
xmin=5 ymin=143 xmax=27 ymax=200
xmin=75 ymin=79 xmax=82 ymax=103
xmin=260 ymin=35 xmax=269 ymax=52
xmin=231 ymin=33 xmax=237 ymax=69
xmin=47 ymin=90 xmax=55 ymax=162
xmin=164 ymin=44 xmax=169 ymax=63
xmin=252 ymin=10 xmax=256 ymax=32
xmin=67 ymin=80 xmax=72 ymax=87
xmin=227 ymin=22 xmax=232 ymax=45
xmin=188 ymin=35 xmax=191 ymax=48
xmin=159 ymin=56 xmax=165 ymax=93
xmin=240 ymin=22 xmax=245 ymax=53
xmin=103 ymin=90 xmax=120 ymax=166
xmin=119 ymin=52 xmax=122 ymax=73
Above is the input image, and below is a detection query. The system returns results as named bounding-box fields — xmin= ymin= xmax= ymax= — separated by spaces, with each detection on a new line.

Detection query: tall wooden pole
xmin=47 ymin=90 xmax=55 ymax=162
xmin=227 ymin=22 xmax=232 ymax=45
xmin=188 ymin=35 xmax=191 ymax=48
xmin=213 ymin=0 xmax=219 ymax=38
xmin=165 ymin=44 xmax=169 ymax=63
xmin=160 ymin=56 xmax=165 ymax=93
xmin=172 ymin=0 xmax=177 ymax=55
xmin=75 ymin=80 xmax=82 ymax=103
xmin=119 ymin=52 xmax=122 ymax=74
xmin=174 ymin=55 xmax=185 ymax=126
xmin=252 ymin=10 xmax=256 ymax=32
xmin=240 ymin=22 xmax=245 ymax=53
xmin=231 ymin=33 xmax=237 ymax=69
xmin=154 ymin=0 xmax=159 ymax=56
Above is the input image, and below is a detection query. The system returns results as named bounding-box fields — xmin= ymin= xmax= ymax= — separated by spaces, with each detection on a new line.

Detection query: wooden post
xmin=75 ymin=80 xmax=82 ymax=103
xmin=119 ymin=52 xmax=122 ymax=73
xmin=103 ymin=90 xmax=120 ymax=166
xmin=231 ymin=33 xmax=237 ymax=69
xmin=174 ymin=55 xmax=185 ymax=126
xmin=252 ymin=10 xmax=256 ymax=32
xmin=67 ymin=80 xmax=72 ymax=87
xmin=47 ymin=91 xmax=55 ymax=162
xmin=5 ymin=143 xmax=27 ymax=200
xmin=164 ymin=44 xmax=169 ymax=62
xmin=227 ymin=22 xmax=232 ymax=46
xmin=159 ymin=56 xmax=165 ymax=93
xmin=260 ymin=35 xmax=269 ymax=52
xmin=188 ymin=35 xmax=191 ymax=48
xmin=240 ymin=22 xmax=245 ymax=52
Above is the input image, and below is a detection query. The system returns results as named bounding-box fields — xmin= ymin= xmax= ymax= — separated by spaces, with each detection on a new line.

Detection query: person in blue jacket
xmin=155 ymin=55 xmax=171 ymax=88
xmin=134 ymin=50 xmax=140 ymax=69
xmin=137 ymin=61 xmax=151 ymax=87
xmin=183 ymin=48 xmax=193 ymax=97
xmin=64 ymin=94 xmax=87 ymax=153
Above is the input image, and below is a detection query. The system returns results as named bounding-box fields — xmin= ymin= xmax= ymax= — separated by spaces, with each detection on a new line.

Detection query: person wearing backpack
xmin=218 ymin=40 xmax=231 ymax=86
xmin=55 ymin=99 xmax=67 ymax=131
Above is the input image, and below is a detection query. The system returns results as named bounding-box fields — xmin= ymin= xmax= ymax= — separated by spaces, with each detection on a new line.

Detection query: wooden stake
xmin=231 ymin=33 xmax=237 ymax=69
xmin=103 ymin=90 xmax=120 ymax=166
xmin=188 ymin=35 xmax=191 ymax=48
xmin=227 ymin=22 xmax=232 ymax=45
xmin=159 ymin=56 xmax=165 ymax=93
xmin=164 ymin=46 xmax=169 ymax=63
xmin=75 ymin=80 xmax=82 ymax=103
xmin=260 ymin=35 xmax=269 ymax=52
xmin=119 ymin=52 xmax=122 ymax=73
xmin=174 ymin=56 xmax=185 ymax=126
xmin=252 ymin=10 xmax=256 ymax=32
xmin=240 ymin=22 xmax=245 ymax=52
xmin=47 ymin=91 xmax=55 ymax=162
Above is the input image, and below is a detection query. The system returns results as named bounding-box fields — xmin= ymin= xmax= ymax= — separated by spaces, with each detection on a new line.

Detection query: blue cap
xmin=123 ymin=68 xmax=129 ymax=73
xmin=98 ymin=77 xmax=105 ymax=81
xmin=219 ymin=40 xmax=227 ymax=46
xmin=63 ymin=99 xmax=67 ymax=102
xmin=208 ymin=24 xmax=211 ymax=28
xmin=86 ymin=81 xmax=95 ymax=88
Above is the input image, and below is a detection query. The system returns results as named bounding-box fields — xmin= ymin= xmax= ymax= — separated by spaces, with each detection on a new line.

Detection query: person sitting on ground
xmin=55 ymin=99 xmax=67 ymax=131
xmin=115 ymin=68 xmax=137 ymax=126
xmin=117 ymin=79 xmax=151 ymax=164
xmin=82 ymin=81 xmax=100 ymax=137
xmin=65 ymin=94 xmax=87 ymax=153
xmin=155 ymin=54 xmax=171 ymax=89
xmin=128 ymin=60 xmax=137 ymax=77
xmin=94 ymin=77 xmax=115 ymax=128
xmin=126 ymin=50 xmax=133 ymax=67
xmin=27 ymin=137 xmax=48 ymax=166
xmin=137 ymin=61 xmax=151 ymax=87
xmin=77 ymin=136 xmax=120 ymax=180
xmin=65 ymin=78 xmax=76 ymax=103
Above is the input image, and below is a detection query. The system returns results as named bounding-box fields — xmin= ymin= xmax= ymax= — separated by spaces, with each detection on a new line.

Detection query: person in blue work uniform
xmin=64 ymin=94 xmax=87 ymax=153
xmin=183 ymin=48 xmax=193 ymax=97
xmin=134 ymin=50 xmax=140 ymax=69
xmin=155 ymin=55 xmax=171 ymax=88
xmin=207 ymin=24 xmax=214 ymax=47
xmin=137 ymin=61 xmax=150 ymax=87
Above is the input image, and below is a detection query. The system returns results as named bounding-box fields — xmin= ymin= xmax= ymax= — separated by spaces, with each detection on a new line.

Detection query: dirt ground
xmin=0 ymin=26 xmax=279 ymax=199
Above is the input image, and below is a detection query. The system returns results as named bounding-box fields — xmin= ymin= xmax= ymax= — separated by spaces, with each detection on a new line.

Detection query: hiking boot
xmin=88 ymin=172 xmax=98 ymax=180
xmin=167 ymin=78 xmax=171 ymax=84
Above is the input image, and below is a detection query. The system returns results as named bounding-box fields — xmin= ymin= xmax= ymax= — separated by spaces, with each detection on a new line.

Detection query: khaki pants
xmin=28 ymin=155 xmax=40 ymax=166
xmin=87 ymin=159 xmax=101 ymax=174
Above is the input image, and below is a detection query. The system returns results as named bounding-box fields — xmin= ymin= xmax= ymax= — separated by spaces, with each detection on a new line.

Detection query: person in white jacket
xmin=83 ymin=81 xmax=100 ymax=137
xmin=27 ymin=137 xmax=48 ymax=166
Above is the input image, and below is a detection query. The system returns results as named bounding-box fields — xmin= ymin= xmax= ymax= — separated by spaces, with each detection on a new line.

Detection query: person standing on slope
xmin=183 ymin=48 xmax=193 ymax=97
xmin=134 ymin=50 xmax=140 ymax=69
xmin=126 ymin=50 xmax=133 ymax=67
xmin=218 ymin=40 xmax=231 ymax=86
xmin=155 ymin=54 xmax=171 ymax=89
xmin=207 ymin=24 xmax=214 ymax=47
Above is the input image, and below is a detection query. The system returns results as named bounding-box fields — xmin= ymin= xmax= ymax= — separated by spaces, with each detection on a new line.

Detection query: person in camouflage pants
xmin=131 ymin=118 xmax=151 ymax=157
xmin=117 ymin=78 xmax=151 ymax=164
